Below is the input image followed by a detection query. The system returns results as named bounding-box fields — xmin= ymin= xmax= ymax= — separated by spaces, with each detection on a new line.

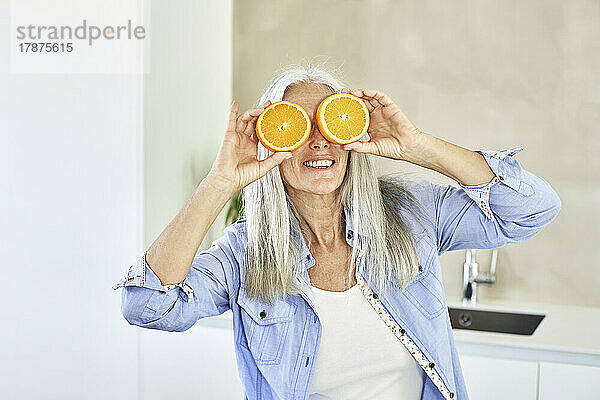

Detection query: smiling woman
xmin=114 ymin=64 xmax=561 ymax=400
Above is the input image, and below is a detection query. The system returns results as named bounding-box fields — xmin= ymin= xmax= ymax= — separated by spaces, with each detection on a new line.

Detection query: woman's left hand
xmin=341 ymin=88 xmax=423 ymax=161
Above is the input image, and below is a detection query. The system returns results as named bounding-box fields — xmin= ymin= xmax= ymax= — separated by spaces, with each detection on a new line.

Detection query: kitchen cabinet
xmin=139 ymin=324 xmax=243 ymax=399
xmin=452 ymin=299 xmax=600 ymax=399
xmin=458 ymin=354 xmax=538 ymax=400
xmin=538 ymin=362 xmax=600 ymax=400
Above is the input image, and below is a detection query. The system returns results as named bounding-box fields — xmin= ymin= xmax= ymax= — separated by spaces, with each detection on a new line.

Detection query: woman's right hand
xmin=206 ymin=100 xmax=293 ymax=194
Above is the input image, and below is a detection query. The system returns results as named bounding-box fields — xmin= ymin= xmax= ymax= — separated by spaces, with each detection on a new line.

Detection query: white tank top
xmin=308 ymin=283 xmax=425 ymax=399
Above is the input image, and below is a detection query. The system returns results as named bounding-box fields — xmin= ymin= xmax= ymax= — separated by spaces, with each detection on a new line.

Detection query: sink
xmin=448 ymin=306 xmax=546 ymax=335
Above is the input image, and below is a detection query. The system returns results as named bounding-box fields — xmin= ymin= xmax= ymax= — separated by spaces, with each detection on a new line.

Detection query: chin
xmin=304 ymin=182 xmax=340 ymax=195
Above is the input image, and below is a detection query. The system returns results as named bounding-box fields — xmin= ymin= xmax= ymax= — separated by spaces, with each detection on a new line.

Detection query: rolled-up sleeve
xmin=112 ymin=234 xmax=237 ymax=332
xmin=408 ymin=147 xmax=561 ymax=254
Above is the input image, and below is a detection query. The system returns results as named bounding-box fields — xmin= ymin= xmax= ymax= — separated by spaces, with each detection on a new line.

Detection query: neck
xmin=288 ymin=189 xmax=345 ymax=249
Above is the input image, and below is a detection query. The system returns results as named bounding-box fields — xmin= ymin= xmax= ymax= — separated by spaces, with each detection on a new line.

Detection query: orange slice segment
xmin=256 ymin=101 xmax=311 ymax=152
xmin=316 ymin=93 xmax=370 ymax=144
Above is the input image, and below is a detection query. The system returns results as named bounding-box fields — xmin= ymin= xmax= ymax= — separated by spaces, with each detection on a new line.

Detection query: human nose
xmin=307 ymin=122 xmax=330 ymax=149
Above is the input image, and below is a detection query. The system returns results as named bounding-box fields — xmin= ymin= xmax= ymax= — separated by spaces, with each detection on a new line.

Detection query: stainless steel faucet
xmin=462 ymin=249 xmax=497 ymax=304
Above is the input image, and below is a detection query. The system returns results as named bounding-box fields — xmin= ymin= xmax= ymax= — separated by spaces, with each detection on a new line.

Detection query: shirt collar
xmin=290 ymin=204 xmax=355 ymax=271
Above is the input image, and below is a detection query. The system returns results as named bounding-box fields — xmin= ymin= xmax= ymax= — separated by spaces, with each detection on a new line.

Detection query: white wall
xmin=139 ymin=1 xmax=241 ymax=398
xmin=3 ymin=0 xmax=242 ymax=398
xmin=1 ymin=1 xmax=142 ymax=399
xmin=143 ymin=0 xmax=234 ymax=250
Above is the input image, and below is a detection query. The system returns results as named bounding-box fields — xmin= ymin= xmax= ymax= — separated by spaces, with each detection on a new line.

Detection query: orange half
xmin=316 ymin=93 xmax=370 ymax=144
xmin=256 ymin=101 xmax=311 ymax=152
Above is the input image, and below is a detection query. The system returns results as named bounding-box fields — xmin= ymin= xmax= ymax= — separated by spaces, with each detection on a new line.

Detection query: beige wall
xmin=233 ymin=0 xmax=600 ymax=307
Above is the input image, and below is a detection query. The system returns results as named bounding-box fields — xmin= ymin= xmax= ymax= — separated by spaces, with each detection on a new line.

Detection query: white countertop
xmin=197 ymin=298 xmax=600 ymax=366
xmin=446 ymin=298 xmax=600 ymax=365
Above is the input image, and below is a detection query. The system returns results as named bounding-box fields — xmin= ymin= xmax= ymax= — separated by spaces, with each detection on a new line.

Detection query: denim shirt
xmin=113 ymin=148 xmax=561 ymax=400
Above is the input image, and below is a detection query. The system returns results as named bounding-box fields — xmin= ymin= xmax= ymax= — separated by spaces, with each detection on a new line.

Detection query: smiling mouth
xmin=302 ymin=160 xmax=335 ymax=170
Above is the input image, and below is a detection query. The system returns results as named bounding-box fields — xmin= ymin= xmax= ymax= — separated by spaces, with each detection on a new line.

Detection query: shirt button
xmin=498 ymin=175 xmax=504 ymax=180
xmin=450 ymin=393 xmax=454 ymax=398
xmin=400 ymin=328 xmax=406 ymax=334
xmin=372 ymin=293 xmax=379 ymax=299
xmin=259 ymin=310 xmax=266 ymax=319
xmin=347 ymin=232 xmax=353 ymax=240
xmin=429 ymin=362 xmax=435 ymax=369
xmin=418 ymin=265 xmax=423 ymax=272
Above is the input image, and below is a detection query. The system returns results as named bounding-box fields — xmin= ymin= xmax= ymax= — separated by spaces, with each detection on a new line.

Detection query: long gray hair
xmin=242 ymin=63 xmax=434 ymax=305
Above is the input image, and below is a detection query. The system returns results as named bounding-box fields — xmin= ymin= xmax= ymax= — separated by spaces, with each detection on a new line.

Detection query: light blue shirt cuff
xmin=112 ymin=252 xmax=194 ymax=302
xmin=458 ymin=147 xmax=526 ymax=220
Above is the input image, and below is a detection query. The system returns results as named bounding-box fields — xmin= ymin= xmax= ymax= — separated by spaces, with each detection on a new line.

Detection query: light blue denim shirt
xmin=113 ymin=147 xmax=561 ymax=400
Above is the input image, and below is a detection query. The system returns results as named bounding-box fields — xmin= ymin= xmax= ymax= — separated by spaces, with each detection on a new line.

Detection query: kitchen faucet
xmin=463 ymin=249 xmax=497 ymax=304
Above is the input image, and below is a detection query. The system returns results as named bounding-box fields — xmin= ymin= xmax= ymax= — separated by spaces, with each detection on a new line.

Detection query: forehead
xmin=283 ymin=83 xmax=334 ymax=113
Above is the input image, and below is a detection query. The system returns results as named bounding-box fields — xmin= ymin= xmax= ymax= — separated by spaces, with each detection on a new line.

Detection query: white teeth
xmin=303 ymin=160 xmax=334 ymax=168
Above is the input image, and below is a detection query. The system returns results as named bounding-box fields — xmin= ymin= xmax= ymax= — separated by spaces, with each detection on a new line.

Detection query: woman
xmin=113 ymin=65 xmax=561 ymax=400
